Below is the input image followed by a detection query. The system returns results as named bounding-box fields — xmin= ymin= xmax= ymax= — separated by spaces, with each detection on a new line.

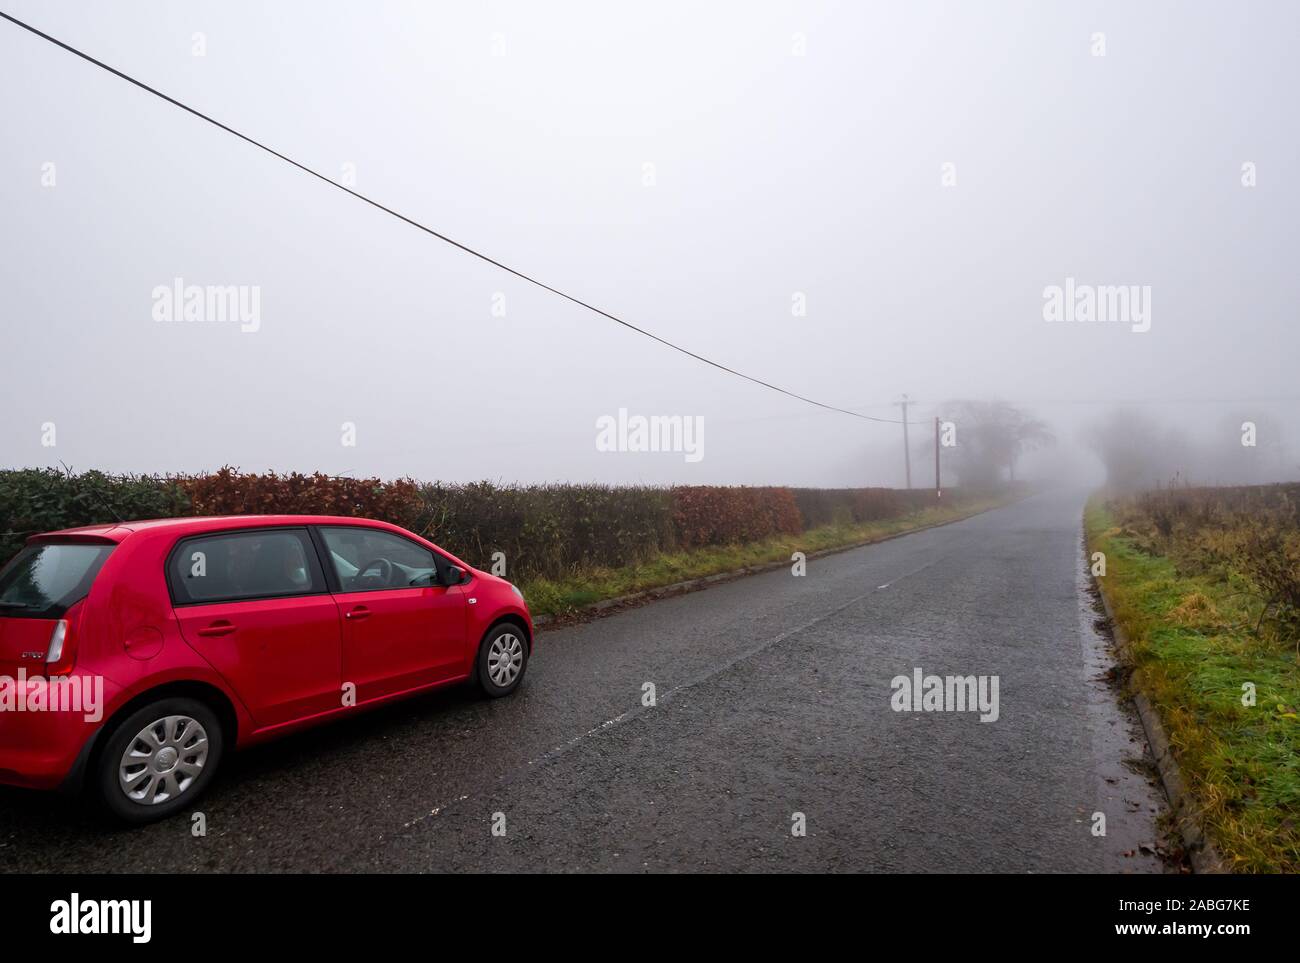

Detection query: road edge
xmin=1087 ymin=564 xmax=1228 ymax=875
xmin=534 ymin=496 xmax=1022 ymax=629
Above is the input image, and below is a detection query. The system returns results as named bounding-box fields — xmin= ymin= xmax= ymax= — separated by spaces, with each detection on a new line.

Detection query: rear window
xmin=168 ymin=528 xmax=326 ymax=605
xmin=0 ymin=542 xmax=115 ymax=619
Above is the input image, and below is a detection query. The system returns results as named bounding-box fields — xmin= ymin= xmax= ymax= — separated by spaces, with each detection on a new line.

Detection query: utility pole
xmin=896 ymin=394 xmax=913 ymax=489
xmin=934 ymin=415 xmax=941 ymax=498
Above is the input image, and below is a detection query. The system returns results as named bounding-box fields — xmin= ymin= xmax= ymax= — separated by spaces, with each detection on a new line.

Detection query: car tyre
xmin=96 ymin=696 xmax=223 ymax=824
xmin=476 ymin=623 xmax=528 ymax=697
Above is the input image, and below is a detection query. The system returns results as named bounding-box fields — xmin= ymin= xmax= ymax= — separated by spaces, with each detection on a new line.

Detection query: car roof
xmin=39 ymin=515 xmax=405 ymax=541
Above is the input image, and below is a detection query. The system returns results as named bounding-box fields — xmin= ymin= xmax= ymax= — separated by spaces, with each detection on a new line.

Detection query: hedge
xmin=672 ymin=486 xmax=803 ymax=547
xmin=790 ymin=487 xmax=941 ymax=529
xmin=0 ymin=468 xmax=966 ymax=584
xmin=0 ymin=469 xmax=190 ymax=565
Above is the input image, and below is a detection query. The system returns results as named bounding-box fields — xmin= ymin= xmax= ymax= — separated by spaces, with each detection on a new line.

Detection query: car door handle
xmin=197 ymin=620 xmax=236 ymax=637
xmin=345 ymin=606 xmax=371 ymax=621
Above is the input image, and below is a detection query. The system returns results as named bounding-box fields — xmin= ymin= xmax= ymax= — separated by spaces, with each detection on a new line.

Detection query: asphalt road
xmin=0 ymin=490 xmax=1170 ymax=873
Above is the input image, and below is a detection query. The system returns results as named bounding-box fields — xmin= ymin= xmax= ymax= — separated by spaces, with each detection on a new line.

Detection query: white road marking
xmin=876 ymin=559 xmax=938 ymax=590
xmin=400 ymin=553 xmax=945 ymax=834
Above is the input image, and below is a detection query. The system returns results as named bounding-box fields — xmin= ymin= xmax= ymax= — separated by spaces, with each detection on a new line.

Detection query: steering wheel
xmin=357 ymin=558 xmax=394 ymax=586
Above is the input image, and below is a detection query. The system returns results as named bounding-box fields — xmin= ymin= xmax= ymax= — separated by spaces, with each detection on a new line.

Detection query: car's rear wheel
xmin=476 ymin=624 xmax=528 ymax=697
xmin=96 ymin=697 xmax=223 ymax=824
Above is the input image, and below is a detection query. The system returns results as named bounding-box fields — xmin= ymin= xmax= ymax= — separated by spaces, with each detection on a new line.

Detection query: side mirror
xmin=442 ymin=565 xmax=466 ymax=586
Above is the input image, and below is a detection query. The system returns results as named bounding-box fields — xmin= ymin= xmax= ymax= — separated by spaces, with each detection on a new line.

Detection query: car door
xmin=315 ymin=526 xmax=467 ymax=703
xmin=170 ymin=527 xmax=343 ymax=728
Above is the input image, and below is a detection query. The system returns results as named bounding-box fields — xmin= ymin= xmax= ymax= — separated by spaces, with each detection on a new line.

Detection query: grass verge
xmin=1085 ymin=497 xmax=1300 ymax=872
xmin=521 ymin=494 xmax=1011 ymax=619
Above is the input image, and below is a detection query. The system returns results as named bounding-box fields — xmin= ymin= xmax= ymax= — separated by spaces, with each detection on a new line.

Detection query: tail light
xmin=45 ymin=600 xmax=82 ymax=676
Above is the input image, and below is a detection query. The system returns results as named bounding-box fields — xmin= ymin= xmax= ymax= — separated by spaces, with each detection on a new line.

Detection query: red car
xmin=0 ymin=516 xmax=533 ymax=822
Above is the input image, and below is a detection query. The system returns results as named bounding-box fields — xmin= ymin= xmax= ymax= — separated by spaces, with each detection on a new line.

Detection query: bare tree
xmin=1085 ymin=409 xmax=1190 ymax=491
xmin=943 ymin=400 xmax=1054 ymax=488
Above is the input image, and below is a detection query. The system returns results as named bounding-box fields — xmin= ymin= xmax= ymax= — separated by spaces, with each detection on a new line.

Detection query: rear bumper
xmin=0 ymin=672 xmax=114 ymax=791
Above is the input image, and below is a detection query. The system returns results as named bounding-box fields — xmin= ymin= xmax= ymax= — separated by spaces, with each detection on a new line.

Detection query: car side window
xmin=169 ymin=528 xmax=326 ymax=605
xmin=318 ymin=527 xmax=440 ymax=592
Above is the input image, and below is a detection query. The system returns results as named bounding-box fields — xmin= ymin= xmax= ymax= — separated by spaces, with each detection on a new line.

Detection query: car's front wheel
xmin=476 ymin=624 xmax=528 ymax=697
xmin=96 ymin=697 xmax=223 ymax=824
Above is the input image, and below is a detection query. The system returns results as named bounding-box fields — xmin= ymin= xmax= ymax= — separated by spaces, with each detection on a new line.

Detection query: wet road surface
xmin=0 ymin=490 xmax=1170 ymax=872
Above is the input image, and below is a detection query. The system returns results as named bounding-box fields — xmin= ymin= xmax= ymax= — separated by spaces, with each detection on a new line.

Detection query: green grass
xmin=1085 ymin=498 xmax=1300 ymax=872
xmin=520 ymin=495 xmax=1009 ymax=618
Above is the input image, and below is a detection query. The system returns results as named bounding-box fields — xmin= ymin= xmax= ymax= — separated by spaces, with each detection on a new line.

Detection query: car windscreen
xmin=0 ymin=542 xmax=115 ymax=619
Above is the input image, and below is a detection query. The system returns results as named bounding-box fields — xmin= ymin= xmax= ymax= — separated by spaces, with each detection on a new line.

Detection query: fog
xmin=2 ymin=1 xmax=1297 ymax=488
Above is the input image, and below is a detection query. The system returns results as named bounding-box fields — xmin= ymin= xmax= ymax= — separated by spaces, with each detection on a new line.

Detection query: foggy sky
xmin=3 ymin=1 xmax=1298 ymax=488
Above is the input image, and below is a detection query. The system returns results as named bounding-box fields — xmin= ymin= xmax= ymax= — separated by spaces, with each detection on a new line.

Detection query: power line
xmin=0 ymin=9 xmax=913 ymax=426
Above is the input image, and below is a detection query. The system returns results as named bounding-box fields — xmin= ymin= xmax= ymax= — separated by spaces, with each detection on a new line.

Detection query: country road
xmin=0 ymin=490 xmax=1170 ymax=873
